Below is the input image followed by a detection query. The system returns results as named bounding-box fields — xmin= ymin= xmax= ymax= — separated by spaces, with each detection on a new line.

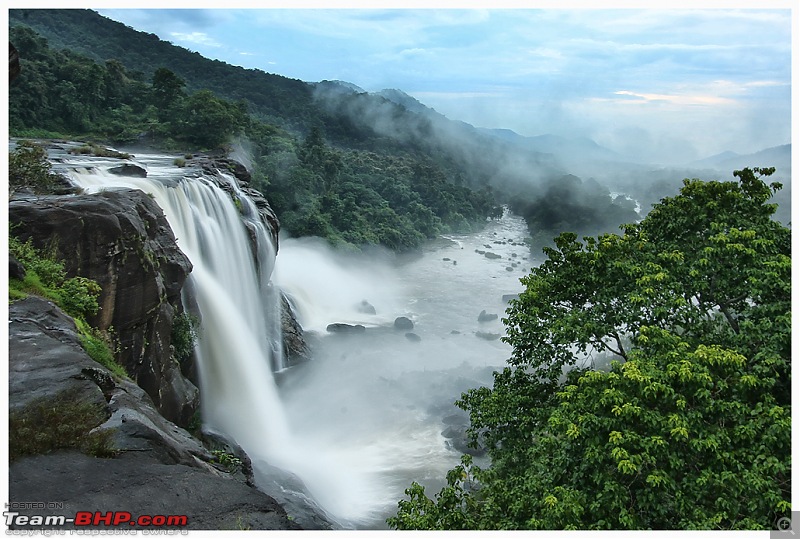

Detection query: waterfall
xmin=67 ymin=155 xmax=290 ymax=442
xmin=65 ymin=153 xmax=388 ymax=527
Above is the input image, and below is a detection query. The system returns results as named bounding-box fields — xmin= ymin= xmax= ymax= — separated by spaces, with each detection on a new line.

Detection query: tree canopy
xmin=388 ymin=167 xmax=790 ymax=530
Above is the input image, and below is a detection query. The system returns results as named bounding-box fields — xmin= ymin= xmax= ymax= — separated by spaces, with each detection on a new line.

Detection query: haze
xmin=91 ymin=5 xmax=793 ymax=165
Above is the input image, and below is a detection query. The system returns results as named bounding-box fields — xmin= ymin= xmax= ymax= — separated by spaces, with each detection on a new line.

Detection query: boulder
xmin=440 ymin=425 xmax=486 ymax=457
xmin=394 ymin=316 xmax=414 ymax=331
xmin=478 ymin=310 xmax=498 ymax=323
xmin=484 ymin=252 xmax=501 ymax=260
xmin=242 ymin=186 xmax=280 ymax=249
xmin=326 ymin=323 xmax=366 ymax=334
xmin=356 ymin=299 xmax=377 ymax=315
xmin=442 ymin=414 xmax=467 ymax=427
xmin=475 ymin=331 xmax=501 ymax=341
xmin=9 ymin=254 xmax=26 ymax=280
xmin=108 ymin=163 xmax=147 ymax=177
xmin=8 ymin=295 xmax=311 ymax=531
xmin=9 ymin=296 xmax=108 ymax=413
xmin=9 ymin=189 xmax=197 ymax=426
xmin=199 ymin=157 xmax=280 ymax=250
xmin=280 ymin=292 xmax=311 ymax=366
xmin=11 ymin=453 xmax=303 ymax=530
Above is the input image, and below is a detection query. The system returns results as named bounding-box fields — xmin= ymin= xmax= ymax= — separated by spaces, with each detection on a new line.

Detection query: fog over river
xmin=272 ymin=209 xmax=534 ymax=528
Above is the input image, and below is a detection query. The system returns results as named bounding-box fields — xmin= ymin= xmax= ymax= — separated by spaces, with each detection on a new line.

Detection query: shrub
xmin=172 ymin=311 xmax=199 ymax=362
xmin=9 ymin=233 xmax=127 ymax=379
xmin=59 ymin=276 xmax=102 ymax=319
xmin=8 ymin=140 xmax=62 ymax=196
xmin=76 ymin=320 xmax=127 ymax=379
xmin=9 ymin=393 xmax=116 ymax=461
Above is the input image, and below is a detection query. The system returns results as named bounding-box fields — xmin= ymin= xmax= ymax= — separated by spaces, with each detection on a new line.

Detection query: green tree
xmin=388 ymin=168 xmax=790 ymax=530
xmin=150 ymin=67 xmax=186 ymax=121
xmin=8 ymin=140 xmax=63 ymax=196
xmin=176 ymin=89 xmax=246 ymax=149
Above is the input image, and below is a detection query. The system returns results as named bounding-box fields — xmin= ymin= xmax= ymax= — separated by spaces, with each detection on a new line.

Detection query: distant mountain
xmin=688 ymin=144 xmax=791 ymax=173
xmin=315 ymin=80 xmax=367 ymax=94
xmin=479 ymin=128 xmax=624 ymax=163
xmin=688 ymin=150 xmax=742 ymax=169
xmin=374 ymin=89 xmax=436 ymax=116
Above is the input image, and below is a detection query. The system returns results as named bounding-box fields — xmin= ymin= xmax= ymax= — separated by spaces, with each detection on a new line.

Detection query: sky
xmin=21 ymin=5 xmax=800 ymax=163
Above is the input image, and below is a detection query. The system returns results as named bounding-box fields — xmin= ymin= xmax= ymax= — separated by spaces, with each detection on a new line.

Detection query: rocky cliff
xmin=8 ymin=296 xmax=302 ymax=530
xmin=10 ymin=188 xmax=198 ymax=426
xmin=7 ymin=146 xmax=322 ymax=528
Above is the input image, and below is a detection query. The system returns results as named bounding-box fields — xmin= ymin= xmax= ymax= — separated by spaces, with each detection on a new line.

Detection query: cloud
xmin=92 ymin=8 xmax=790 ymax=163
xmin=413 ymin=91 xmax=502 ymax=100
xmin=169 ymin=31 xmax=222 ymax=48
xmin=610 ymin=90 xmax=736 ymax=106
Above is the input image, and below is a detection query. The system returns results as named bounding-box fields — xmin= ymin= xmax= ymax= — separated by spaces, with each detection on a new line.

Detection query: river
xmin=271 ymin=209 xmax=534 ymax=528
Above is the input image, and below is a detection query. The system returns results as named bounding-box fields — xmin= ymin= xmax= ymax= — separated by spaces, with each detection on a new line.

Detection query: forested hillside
xmin=8 ymin=8 xmax=655 ymax=250
xmin=8 ymin=19 xmax=501 ymax=250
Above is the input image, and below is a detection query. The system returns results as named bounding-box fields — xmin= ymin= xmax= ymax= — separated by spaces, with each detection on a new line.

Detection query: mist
xmin=269 ymin=212 xmax=533 ymax=527
xmin=311 ymin=81 xmax=791 ymax=248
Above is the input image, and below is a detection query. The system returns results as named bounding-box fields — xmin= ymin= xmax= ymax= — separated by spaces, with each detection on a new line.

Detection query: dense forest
xmin=9 ymin=8 xmax=641 ymax=251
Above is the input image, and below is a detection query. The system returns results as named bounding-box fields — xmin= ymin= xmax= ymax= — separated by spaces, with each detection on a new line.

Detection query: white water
xmin=272 ymin=212 xmax=535 ymax=528
xmin=61 ymin=149 xmax=535 ymax=528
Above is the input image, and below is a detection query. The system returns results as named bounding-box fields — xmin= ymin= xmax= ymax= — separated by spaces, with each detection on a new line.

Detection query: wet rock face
xmin=8 ymin=296 xmax=303 ymax=531
xmin=281 ymin=292 xmax=311 ymax=367
xmin=198 ymin=157 xmax=280 ymax=249
xmin=9 ymin=189 xmax=197 ymax=425
xmin=108 ymin=163 xmax=147 ymax=177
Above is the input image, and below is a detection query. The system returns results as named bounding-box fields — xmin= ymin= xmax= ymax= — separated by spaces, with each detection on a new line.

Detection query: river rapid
xmin=272 ymin=209 xmax=536 ymax=528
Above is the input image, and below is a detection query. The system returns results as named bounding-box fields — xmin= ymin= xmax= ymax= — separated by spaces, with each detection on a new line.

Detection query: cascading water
xmin=66 ymin=153 xmax=290 ymax=438
xmin=60 ymin=147 xmax=535 ymax=529
xmin=63 ymin=150 xmax=418 ymax=528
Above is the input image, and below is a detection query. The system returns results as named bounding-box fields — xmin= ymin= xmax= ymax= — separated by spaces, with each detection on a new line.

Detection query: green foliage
xmin=262 ymin=131 xmax=501 ymax=250
xmin=150 ymin=67 xmax=186 ymax=121
xmin=59 ymin=276 xmax=102 ymax=319
xmin=69 ymin=142 xmax=131 ymax=159
xmin=10 ymin=235 xmax=65 ymax=294
xmin=389 ymin=168 xmax=790 ymax=530
xmin=171 ymin=311 xmax=199 ymax=363
xmin=9 ymin=393 xmax=116 ymax=461
xmin=9 ymin=234 xmax=127 ymax=379
xmin=211 ymin=449 xmax=243 ymax=472
xmin=186 ymin=411 xmax=202 ymax=435
xmin=8 ymin=140 xmax=63 ymax=196
xmin=510 ymin=174 xmax=640 ymax=250
xmin=76 ymin=320 xmax=127 ymax=380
